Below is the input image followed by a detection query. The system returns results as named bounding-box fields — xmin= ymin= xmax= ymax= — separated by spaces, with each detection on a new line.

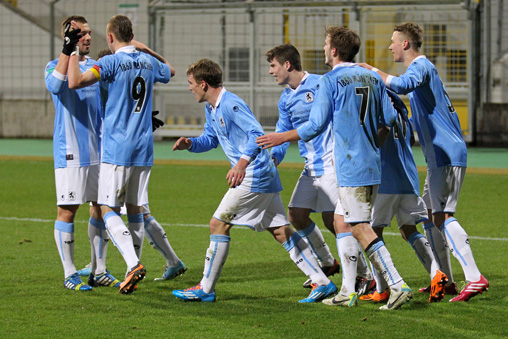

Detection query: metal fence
xmin=148 ymin=0 xmax=475 ymax=139
xmin=1 ymin=0 xmax=507 ymax=142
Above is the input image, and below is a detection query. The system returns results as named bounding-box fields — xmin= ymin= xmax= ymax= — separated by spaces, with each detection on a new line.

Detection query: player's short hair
xmin=186 ymin=59 xmax=223 ymax=88
xmin=97 ymin=48 xmax=112 ymax=60
xmin=325 ymin=26 xmax=360 ymax=62
xmin=107 ymin=15 xmax=133 ymax=43
xmin=265 ymin=44 xmax=302 ymax=72
xmin=394 ymin=22 xmax=423 ymax=50
xmin=61 ymin=16 xmax=87 ymax=39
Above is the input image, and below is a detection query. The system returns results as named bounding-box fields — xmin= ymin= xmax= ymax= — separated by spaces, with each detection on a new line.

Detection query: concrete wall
xmin=0 ymin=99 xmax=54 ymax=138
xmin=476 ymin=103 xmax=508 ymax=146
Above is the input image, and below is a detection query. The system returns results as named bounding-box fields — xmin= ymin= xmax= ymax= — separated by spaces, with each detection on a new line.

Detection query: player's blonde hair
xmin=107 ymin=15 xmax=133 ymax=43
xmin=394 ymin=22 xmax=423 ymax=50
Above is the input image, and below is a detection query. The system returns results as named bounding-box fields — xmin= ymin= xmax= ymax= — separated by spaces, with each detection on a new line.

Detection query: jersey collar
xmin=115 ymin=45 xmax=137 ymax=54
xmin=212 ymin=87 xmax=227 ymax=112
xmin=332 ymin=62 xmax=356 ymax=70
xmin=286 ymin=71 xmax=310 ymax=92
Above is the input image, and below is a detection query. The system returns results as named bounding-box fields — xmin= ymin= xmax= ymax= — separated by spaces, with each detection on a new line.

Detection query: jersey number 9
xmin=132 ymin=76 xmax=147 ymax=113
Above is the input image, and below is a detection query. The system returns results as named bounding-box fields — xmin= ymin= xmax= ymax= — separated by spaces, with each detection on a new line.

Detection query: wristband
xmin=371 ymin=67 xmax=379 ymax=73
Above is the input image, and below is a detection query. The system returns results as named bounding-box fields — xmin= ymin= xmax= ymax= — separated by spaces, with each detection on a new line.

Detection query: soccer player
xmin=359 ymin=22 xmax=488 ymax=302
xmin=257 ymin=26 xmax=413 ymax=310
xmin=94 ymin=48 xmax=187 ymax=282
xmin=171 ymin=59 xmax=336 ymax=303
xmin=67 ymin=15 xmax=175 ymax=294
xmin=45 ymin=16 xmax=120 ymax=291
xmin=361 ymin=89 xmax=448 ymax=304
xmin=265 ymin=44 xmax=374 ymax=292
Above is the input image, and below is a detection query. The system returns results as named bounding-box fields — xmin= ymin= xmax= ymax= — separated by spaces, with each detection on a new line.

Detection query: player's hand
xmin=358 ymin=63 xmax=373 ymax=70
xmin=173 ymin=137 xmax=192 ymax=151
xmin=226 ymin=165 xmax=246 ymax=188
xmin=152 ymin=110 xmax=164 ymax=132
xmin=256 ymin=133 xmax=285 ymax=149
xmin=62 ymin=22 xmax=82 ymax=56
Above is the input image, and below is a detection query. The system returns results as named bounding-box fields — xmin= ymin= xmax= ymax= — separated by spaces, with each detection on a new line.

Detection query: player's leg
xmin=172 ymin=217 xmax=230 ymax=302
xmin=432 ymin=167 xmax=488 ymax=301
xmin=54 ymin=167 xmax=92 ymax=291
xmin=360 ymin=227 xmax=390 ymax=302
xmin=99 ymin=164 xmax=144 ymax=294
xmin=332 ymin=186 xmax=411 ymax=309
xmin=143 ymin=204 xmax=186 ymax=281
xmin=87 ymin=202 xmax=120 ymax=288
xmin=126 ymin=204 xmax=144 ymax=260
xmin=288 ymin=174 xmax=337 ymax=268
xmin=173 ymin=188 xmax=247 ymax=302
xmin=422 ymin=173 xmax=455 ymax=288
xmin=269 ymin=224 xmax=337 ymax=303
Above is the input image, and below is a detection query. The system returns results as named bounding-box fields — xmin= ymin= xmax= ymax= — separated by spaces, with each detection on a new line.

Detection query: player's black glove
xmin=62 ymin=22 xmax=82 ymax=56
xmin=152 ymin=110 xmax=164 ymax=132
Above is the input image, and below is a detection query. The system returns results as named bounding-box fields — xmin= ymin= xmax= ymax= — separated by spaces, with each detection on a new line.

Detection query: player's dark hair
xmin=61 ymin=16 xmax=87 ymax=38
xmin=325 ymin=26 xmax=360 ymax=62
xmin=265 ymin=44 xmax=302 ymax=72
xmin=394 ymin=22 xmax=423 ymax=50
xmin=107 ymin=15 xmax=133 ymax=43
xmin=97 ymin=48 xmax=112 ymax=60
xmin=186 ymin=59 xmax=223 ymax=88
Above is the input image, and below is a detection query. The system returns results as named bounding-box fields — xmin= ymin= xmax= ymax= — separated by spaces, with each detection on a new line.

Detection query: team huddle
xmin=46 ymin=14 xmax=488 ymax=310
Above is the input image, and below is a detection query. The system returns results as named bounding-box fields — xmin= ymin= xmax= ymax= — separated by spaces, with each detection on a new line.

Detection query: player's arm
xmin=132 ymin=39 xmax=175 ymax=77
xmin=172 ymin=137 xmax=192 ymax=151
xmin=358 ymin=63 xmax=389 ymax=85
xmin=256 ymin=129 xmax=300 ymax=149
xmin=67 ymin=56 xmax=98 ymax=89
xmin=270 ymin=101 xmax=293 ymax=165
xmin=226 ymin=158 xmax=248 ymax=188
xmin=174 ymin=120 xmax=219 ymax=153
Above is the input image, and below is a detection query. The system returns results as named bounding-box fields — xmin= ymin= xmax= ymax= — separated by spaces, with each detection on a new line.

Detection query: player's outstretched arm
xmin=173 ymin=137 xmax=192 ymax=151
xmin=358 ymin=63 xmax=389 ymax=84
xmin=256 ymin=130 xmax=300 ymax=149
xmin=132 ymin=39 xmax=176 ymax=77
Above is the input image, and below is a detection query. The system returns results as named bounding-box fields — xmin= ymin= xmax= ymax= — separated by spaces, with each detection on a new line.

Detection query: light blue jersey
xmin=297 ymin=63 xmax=396 ymax=187
xmin=386 ymin=56 xmax=467 ymax=169
xmin=45 ymin=58 xmax=101 ymax=169
xmin=94 ymin=46 xmax=171 ymax=166
xmin=189 ymin=88 xmax=282 ymax=193
xmin=379 ymin=90 xmax=420 ymax=195
xmin=271 ymin=72 xmax=334 ymax=177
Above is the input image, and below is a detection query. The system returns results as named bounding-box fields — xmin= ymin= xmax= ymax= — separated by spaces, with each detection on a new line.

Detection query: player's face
xmin=75 ymin=22 xmax=92 ymax=56
xmin=268 ymin=59 xmax=290 ymax=86
xmin=389 ymin=31 xmax=404 ymax=63
xmin=324 ymin=35 xmax=333 ymax=67
xmin=188 ymin=74 xmax=206 ymax=103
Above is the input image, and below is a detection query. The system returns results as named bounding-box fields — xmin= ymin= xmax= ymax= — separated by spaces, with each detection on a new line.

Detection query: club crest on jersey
xmin=305 ymin=92 xmax=314 ymax=103
xmin=219 ymin=117 xmax=226 ymax=127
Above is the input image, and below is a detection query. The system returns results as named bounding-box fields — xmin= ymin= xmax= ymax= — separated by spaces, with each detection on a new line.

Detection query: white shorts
xmin=288 ymin=171 xmax=338 ymax=213
xmin=213 ymin=188 xmax=289 ymax=232
xmin=98 ymin=163 xmax=150 ymax=208
xmin=371 ymin=194 xmax=428 ymax=229
xmin=334 ymin=185 xmax=378 ymax=224
xmin=422 ymin=166 xmax=465 ymax=214
xmin=55 ymin=165 xmax=99 ymax=205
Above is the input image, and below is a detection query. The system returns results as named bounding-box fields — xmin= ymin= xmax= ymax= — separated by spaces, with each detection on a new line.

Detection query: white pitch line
xmin=2 ymin=216 xmax=507 ymax=242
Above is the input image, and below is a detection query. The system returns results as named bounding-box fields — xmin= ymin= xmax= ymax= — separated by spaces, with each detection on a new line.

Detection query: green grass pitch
xmin=1 ymin=157 xmax=507 ymax=338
